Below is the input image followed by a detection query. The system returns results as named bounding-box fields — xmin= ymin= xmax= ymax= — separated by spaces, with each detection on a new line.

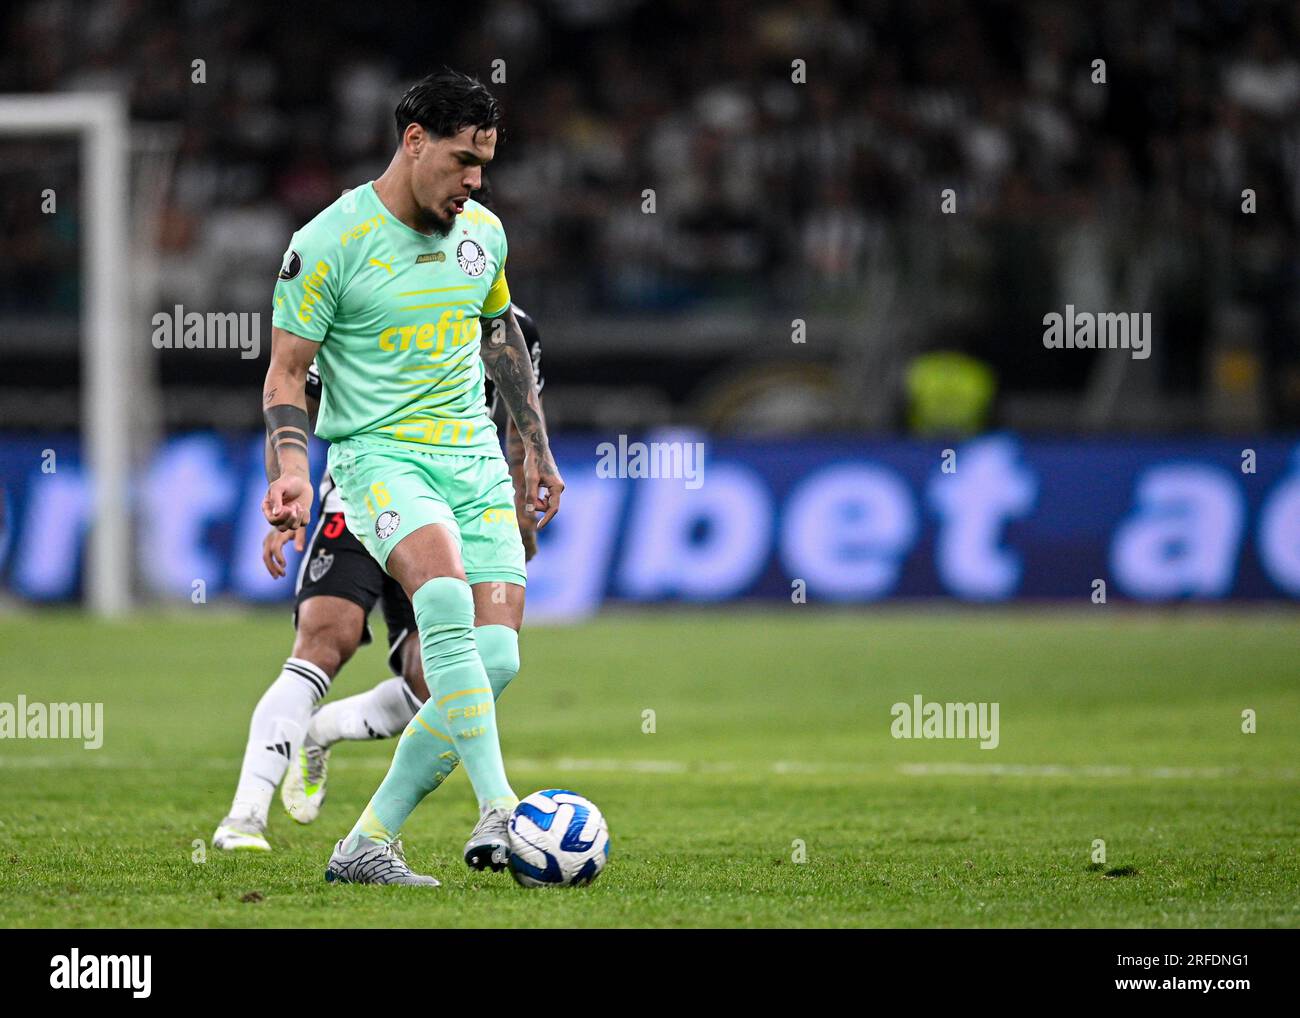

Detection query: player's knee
xmin=293 ymin=608 xmax=361 ymax=677
xmin=290 ymin=636 xmax=348 ymax=677
xmin=474 ymin=624 xmax=520 ymax=700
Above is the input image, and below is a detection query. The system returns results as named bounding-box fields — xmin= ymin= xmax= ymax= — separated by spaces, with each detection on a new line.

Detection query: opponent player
xmin=261 ymin=70 xmax=560 ymax=886
xmin=212 ymin=309 xmax=544 ymax=852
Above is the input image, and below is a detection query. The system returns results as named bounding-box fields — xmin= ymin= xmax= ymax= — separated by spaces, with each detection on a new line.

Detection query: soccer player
xmin=260 ymin=70 xmax=562 ymax=885
xmin=212 ymin=309 xmax=545 ymax=852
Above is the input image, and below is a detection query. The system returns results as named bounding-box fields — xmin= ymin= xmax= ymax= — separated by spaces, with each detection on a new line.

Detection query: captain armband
xmin=265 ymin=404 xmax=311 ymax=458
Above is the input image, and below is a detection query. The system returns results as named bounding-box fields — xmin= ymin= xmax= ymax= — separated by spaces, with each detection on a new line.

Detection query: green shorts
xmin=327 ymin=435 xmax=526 ymax=587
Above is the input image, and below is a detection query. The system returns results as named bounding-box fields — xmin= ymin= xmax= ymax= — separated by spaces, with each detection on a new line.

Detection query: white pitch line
xmin=0 ymin=756 xmax=1293 ymax=781
xmin=0 ymin=755 xmax=755 ymax=775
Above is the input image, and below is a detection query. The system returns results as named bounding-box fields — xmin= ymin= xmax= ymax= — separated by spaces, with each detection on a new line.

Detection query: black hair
xmin=394 ymin=68 xmax=502 ymax=142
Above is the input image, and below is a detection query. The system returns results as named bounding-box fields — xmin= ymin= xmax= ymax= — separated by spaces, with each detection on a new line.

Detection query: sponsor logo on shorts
xmin=308 ymin=549 xmax=334 ymax=582
xmin=457 ymin=239 xmax=486 ymax=277
xmin=375 ymin=510 xmax=401 ymax=540
xmin=482 ymin=507 xmax=516 ymax=524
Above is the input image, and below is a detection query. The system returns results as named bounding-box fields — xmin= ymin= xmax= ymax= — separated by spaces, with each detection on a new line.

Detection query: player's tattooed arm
xmin=485 ymin=381 xmax=539 ymax=555
xmin=480 ymin=310 xmax=546 ymax=445
xmin=486 ymin=370 xmax=538 ymax=474
xmin=261 ymin=327 xmax=318 ymax=530
xmin=480 ymin=309 xmax=564 ymax=527
xmin=262 ymin=392 xmax=314 ymax=571
xmin=263 ymin=393 xmax=319 ymax=483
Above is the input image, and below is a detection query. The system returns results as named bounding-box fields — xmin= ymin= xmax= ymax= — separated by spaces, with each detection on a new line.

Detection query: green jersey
xmin=271 ymin=182 xmax=512 ymax=458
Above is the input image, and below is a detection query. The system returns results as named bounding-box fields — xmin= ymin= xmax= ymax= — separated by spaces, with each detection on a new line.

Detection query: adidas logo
xmin=265 ymin=741 xmax=291 ymax=759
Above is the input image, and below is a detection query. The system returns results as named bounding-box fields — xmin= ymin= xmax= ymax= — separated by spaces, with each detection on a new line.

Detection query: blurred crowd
xmin=2 ymin=0 xmax=1299 ymax=424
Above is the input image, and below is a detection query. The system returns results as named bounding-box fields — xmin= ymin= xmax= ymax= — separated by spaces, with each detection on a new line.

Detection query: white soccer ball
xmin=508 ymin=789 xmax=610 ymax=888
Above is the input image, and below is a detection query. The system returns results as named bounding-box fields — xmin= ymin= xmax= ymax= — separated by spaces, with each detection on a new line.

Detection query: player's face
xmin=409 ymin=124 xmax=496 ymax=236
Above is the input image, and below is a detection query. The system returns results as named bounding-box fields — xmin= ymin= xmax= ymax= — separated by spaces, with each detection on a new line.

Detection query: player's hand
xmin=262 ymin=525 xmax=306 ymax=579
xmin=525 ymin=448 xmax=564 ymax=530
xmin=263 ymin=474 xmax=313 ymax=532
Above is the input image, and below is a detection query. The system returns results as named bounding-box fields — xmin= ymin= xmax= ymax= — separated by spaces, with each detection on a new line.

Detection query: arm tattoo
xmin=480 ymin=312 xmax=546 ymax=452
xmin=264 ymin=403 xmax=310 ymax=480
xmin=265 ymin=398 xmax=318 ymax=483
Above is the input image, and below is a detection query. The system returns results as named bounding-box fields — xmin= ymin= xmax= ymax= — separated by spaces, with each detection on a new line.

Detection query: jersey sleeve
xmin=271 ymin=227 xmax=343 ymax=342
xmin=481 ymin=226 xmax=511 ymax=319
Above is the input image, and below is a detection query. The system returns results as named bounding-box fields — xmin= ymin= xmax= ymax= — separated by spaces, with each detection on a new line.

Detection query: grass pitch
xmin=0 ymin=607 xmax=1296 ymax=928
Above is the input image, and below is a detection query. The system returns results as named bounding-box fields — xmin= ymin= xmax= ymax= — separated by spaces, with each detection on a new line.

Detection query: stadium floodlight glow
xmin=0 ymin=93 xmax=131 ymax=617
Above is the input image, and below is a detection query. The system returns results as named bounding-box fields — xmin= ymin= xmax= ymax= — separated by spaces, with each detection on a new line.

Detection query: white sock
xmin=229 ymin=657 xmax=330 ymax=821
xmin=307 ymin=676 xmax=423 ymax=748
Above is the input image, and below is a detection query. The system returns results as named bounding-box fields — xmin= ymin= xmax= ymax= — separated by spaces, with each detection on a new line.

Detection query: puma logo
xmin=369 ymin=257 xmax=394 ymax=274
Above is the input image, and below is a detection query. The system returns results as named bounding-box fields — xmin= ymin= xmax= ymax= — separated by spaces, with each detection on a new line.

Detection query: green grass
xmin=0 ymin=607 xmax=1296 ymax=927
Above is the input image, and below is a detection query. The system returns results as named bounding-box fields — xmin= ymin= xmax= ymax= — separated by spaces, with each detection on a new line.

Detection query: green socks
xmin=345 ymin=579 xmax=518 ymax=849
xmin=475 ymin=623 xmax=520 ymax=700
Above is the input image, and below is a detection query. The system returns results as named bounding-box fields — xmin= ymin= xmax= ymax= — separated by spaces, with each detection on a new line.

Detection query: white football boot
xmin=281 ymin=735 xmax=330 ymax=824
xmin=213 ymin=811 xmax=271 ymax=852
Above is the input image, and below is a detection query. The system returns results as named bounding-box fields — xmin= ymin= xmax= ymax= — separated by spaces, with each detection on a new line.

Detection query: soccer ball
xmin=508 ymin=789 xmax=610 ymax=888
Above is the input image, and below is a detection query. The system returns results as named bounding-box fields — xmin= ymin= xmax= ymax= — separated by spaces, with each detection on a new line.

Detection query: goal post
xmin=0 ymin=93 xmax=131 ymax=617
